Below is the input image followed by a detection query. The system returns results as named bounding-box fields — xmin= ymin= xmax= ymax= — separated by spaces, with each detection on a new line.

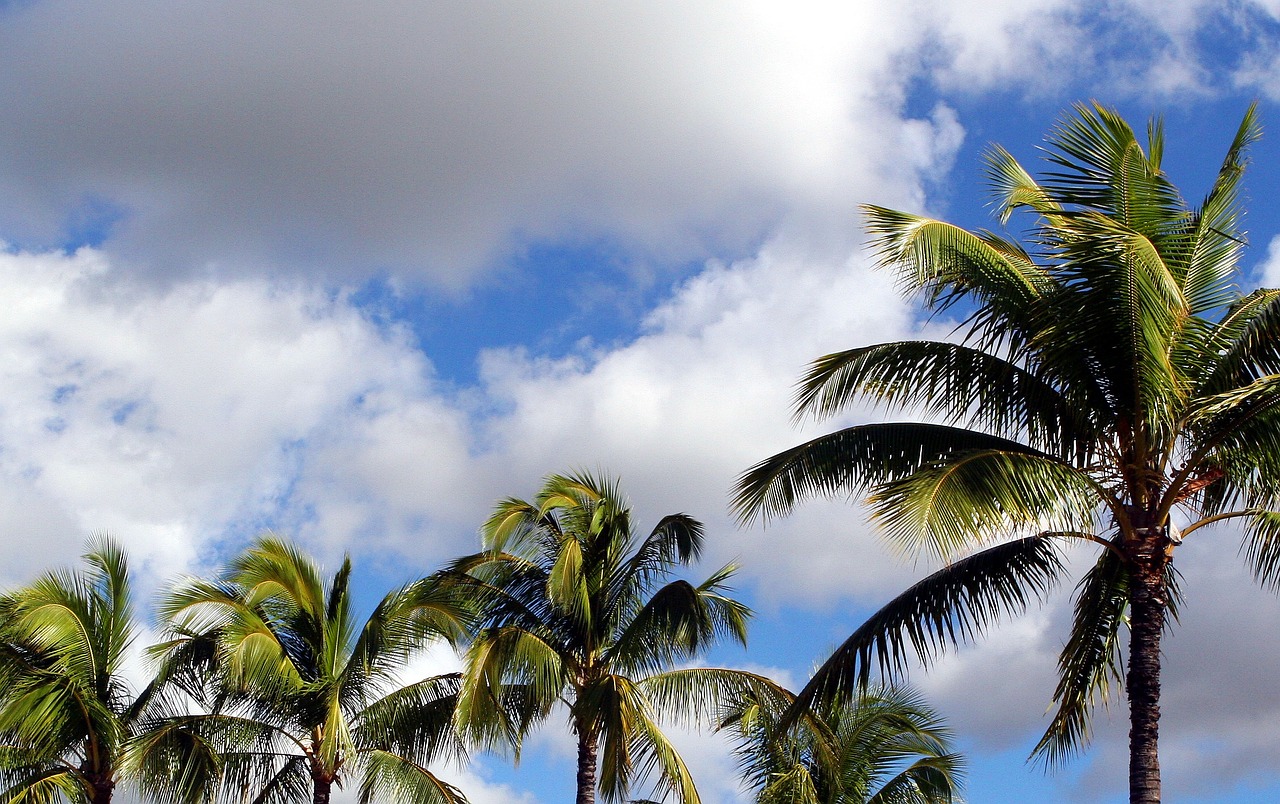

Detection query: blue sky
xmin=5 ymin=2 xmax=1280 ymax=802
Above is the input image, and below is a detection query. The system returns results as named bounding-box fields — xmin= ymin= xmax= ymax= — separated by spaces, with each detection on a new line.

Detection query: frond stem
xmin=1179 ymin=509 xmax=1261 ymax=540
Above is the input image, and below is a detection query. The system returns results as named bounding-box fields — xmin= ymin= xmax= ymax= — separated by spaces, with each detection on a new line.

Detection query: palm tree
xmin=451 ymin=471 xmax=753 ymax=804
xmin=140 ymin=535 xmax=472 ymax=804
xmin=0 ymin=537 xmax=161 ymax=804
xmin=733 ymin=102 xmax=1280 ymax=803
xmin=720 ymin=683 xmax=963 ymax=804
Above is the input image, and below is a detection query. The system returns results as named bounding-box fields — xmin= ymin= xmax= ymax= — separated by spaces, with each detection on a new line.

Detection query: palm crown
xmin=143 ymin=536 xmax=472 ymax=804
xmin=734 ymin=102 xmax=1280 ymax=803
xmin=720 ymin=683 xmax=963 ymax=804
xmin=0 ymin=538 xmax=154 ymax=804
xmin=452 ymin=471 xmax=752 ymax=804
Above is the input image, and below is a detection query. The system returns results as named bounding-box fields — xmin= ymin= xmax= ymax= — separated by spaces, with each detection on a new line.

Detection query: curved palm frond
xmin=608 ymin=567 xmax=749 ymax=676
xmin=354 ymin=674 xmax=465 ymax=768
xmin=792 ymin=536 xmax=1065 ymax=712
xmin=358 ymin=749 xmax=468 ymax=804
xmin=1032 ymin=547 xmax=1128 ymax=765
xmin=868 ymin=450 xmax=1100 ymax=559
xmin=794 ymin=341 xmax=1086 ymax=457
xmin=734 ymin=423 xmax=1050 ymax=524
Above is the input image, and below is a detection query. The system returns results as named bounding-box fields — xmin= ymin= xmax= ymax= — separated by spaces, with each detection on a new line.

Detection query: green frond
xmin=547 ymin=536 xmax=591 ymax=628
xmin=0 ymin=767 xmax=87 ymax=804
xmin=1179 ymin=102 xmax=1258 ymax=314
xmin=868 ymin=449 xmax=1100 ymax=559
xmin=756 ymin=766 xmax=821 ymax=804
xmin=354 ymin=674 xmax=464 ymax=768
xmin=1240 ymin=510 xmax=1280 ymax=591
xmin=861 ymin=206 xmax=1052 ymax=335
xmin=733 ymin=423 xmax=1049 ymax=525
xmin=1186 ymin=373 xmax=1280 ymax=431
xmin=639 ymin=668 xmax=792 ymax=729
xmin=456 ymin=626 xmax=562 ymax=751
xmin=608 ymin=567 xmax=750 ymax=676
xmin=1032 ymin=547 xmax=1127 ymax=765
xmin=793 ymin=341 xmax=1083 ymax=457
xmin=619 ymin=686 xmax=701 ymax=804
xmin=624 ymin=515 xmax=705 ymax=584
xmin=792 ymin=536 xmax=1065 ymax=710
xmin=986 ymin=143 xmax=1059 ymax=223
xmin=357 ymin=750 xmax=468 ymax=804
xmin=1199 ymin=288 xmax=1280 ymax=396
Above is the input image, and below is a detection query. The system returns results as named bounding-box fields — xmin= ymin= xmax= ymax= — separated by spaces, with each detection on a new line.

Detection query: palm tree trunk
xmin=313 ymin=776 xmax=332 ymax=804
xmin=89 ymin=778 xmax=113 ymax=804
xmin=575 ymin=716 xmax=598 ymax=804
xmin=1127 ymin=541 xmax=1168 ymax=804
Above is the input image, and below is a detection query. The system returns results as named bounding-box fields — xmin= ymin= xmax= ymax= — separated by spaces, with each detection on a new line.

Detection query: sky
xmin=5 ymin=1 xmax=1280 ymax=802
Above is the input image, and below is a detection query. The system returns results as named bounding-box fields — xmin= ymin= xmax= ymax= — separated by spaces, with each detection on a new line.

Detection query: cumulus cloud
xmin=0 ymin=246 xmax=482 ymax=585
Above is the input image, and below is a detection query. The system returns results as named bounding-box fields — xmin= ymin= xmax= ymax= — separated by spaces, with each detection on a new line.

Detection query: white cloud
xmin=1254 ymin=234 xmax=1280 ymax=287
xmin=0 ymin=246 xmax=482 ymax=586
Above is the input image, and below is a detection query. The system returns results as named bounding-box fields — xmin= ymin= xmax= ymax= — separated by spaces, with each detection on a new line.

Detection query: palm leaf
xmin=1032 ymin=547 xmax=1127 ymax=765
xmin=733 ymin=423 xmax=1051 ymax=524
xmin=791 ymin=536 xmax=1065 ymax=712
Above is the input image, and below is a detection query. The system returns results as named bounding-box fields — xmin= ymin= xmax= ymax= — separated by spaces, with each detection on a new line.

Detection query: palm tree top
xmin=148 ymin=535 xmax=472 ymax=804
xmin=455 ymin=470 xmax=751 ymax=804
xmin=732 ymin=102 xmax=1278 ymax=803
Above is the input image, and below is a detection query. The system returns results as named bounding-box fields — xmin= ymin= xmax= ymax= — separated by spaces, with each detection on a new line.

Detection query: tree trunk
xmin=88 ymin=777 xmax=113 ymax=804
xmin=575 ymin=716 xmax=598 ymax=804
xmin=1127 ymin=540 xmax=1168 ymax=804
xmin=312 ymin=775 xmax=332 ymax=804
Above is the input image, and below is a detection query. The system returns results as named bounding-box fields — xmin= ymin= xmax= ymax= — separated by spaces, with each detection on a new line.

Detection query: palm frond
xmin=608 ymin=567 xmax=750 ymax=676
xmin=793 ymin=341 xmax=1085 ymax=458
xmin=354 ymin=674 xmax=464 ymax=767
xmin=791 ymin=536 xmax=1065 ymax=711
xmin=1032 ymin=547 xmax=1127 ymax=765
xmin=733 ymin=423 xmax=1050 ymax=524
xmin=868 ymin=449 xmax=1100 ymax=559
xmin=357 ymin=749 xmax=468 ymax=804
xmin=1240 ymin=510 xmax=1280 ymax=591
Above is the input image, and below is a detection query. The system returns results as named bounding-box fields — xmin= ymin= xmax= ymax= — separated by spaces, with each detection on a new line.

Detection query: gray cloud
xmin=0 ymin=1 xmax=936 ymax=284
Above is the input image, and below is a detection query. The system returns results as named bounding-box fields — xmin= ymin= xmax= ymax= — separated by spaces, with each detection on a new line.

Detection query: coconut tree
xmin=733 ymin=102 xmax=1280 ymax=803
xmin=0 ymin=537 xmax=164 ymax=804
xmin=720 ymin=683 xmax=963 ymax=804
xmin=451 ymin=471 xmax=753 ymax=804
xmin=139 ymin=535 xmax=472 ymax=804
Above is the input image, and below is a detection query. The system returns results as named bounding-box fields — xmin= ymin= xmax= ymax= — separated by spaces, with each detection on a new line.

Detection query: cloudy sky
xmin=4 ymin=1 xmax=1280 ymax=801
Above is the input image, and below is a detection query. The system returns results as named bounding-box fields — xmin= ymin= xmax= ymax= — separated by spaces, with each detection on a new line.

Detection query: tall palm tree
xmin=733 ymin=102 xmax=1280 ymax=803
xmin=140 ymin=535 xmax=472 ymax=804
xmin=0 ymin=537 xmax=160 ymax=804
xmin=720 ymin=683 xmax=963 ymax=804
xmin=451 ymin=471 xmax=753 ymax=804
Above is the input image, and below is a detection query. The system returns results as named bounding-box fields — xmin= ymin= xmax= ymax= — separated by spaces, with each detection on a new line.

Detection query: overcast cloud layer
xmin=5 ymin=1 xmax=1280 ymax=802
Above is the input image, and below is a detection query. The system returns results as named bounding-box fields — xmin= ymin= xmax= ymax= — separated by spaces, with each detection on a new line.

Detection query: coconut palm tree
xmin=733 ymin=102 xmax=1280 ymax=803
xmin=720 ymin=683 xmax=963 ymax=804
xmin=139 ymin=535 xmax=472 ymax=804
xmin=0 ymin=537 xmax=163 ymax=804
xmin=451 ymin=471 xmax=753 ymax=804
